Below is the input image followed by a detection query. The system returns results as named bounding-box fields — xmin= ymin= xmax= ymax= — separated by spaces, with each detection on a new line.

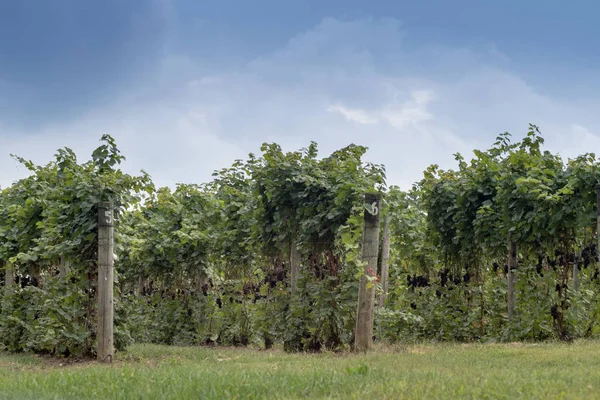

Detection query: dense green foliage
xmin=0 ymin=138 xmax=384 ymax=354
xmin=0 ymin=136 xmax=151 ymax=356
xmin=3 ymin=124 xmax=600 ymax=357
xmin=116 ymin=141 xmax=385 ymax=352
xmin=381 ymin=125 xmax=600 ymax=343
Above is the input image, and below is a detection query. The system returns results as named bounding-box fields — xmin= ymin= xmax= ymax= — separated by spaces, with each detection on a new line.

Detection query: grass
xmin=1 ymin=341 xmax=600 ymax=399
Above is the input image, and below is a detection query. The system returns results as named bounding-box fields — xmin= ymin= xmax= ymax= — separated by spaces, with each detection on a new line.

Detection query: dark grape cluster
xmin=439 ymin=268 xmax=470 ymax=287
xmin=14 ymin=273 xmax=39 ymax=288
xmin=550 ymin=304 xmax=560 ymax=320
xmin=581 ymin=244 xmax=598 ymax=269
xmin=554 ymin=283 xmax=568 ymax=292
xmin=199 ymin=267 xmax=289 ymax=309
xmin=535 ymin=263 xmax=544 ymax=276
xmin=440 ymin=268 xmax=450 ymax=286
xmin=406 ymin=274 xmax=430 ymax=288
xmin=463 ymin=272 xmax=471 ymax=284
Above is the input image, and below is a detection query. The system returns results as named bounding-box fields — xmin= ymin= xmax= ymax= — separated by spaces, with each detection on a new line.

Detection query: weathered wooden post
xmin=58 ymin=256 xmax=70 ymax=279
xmin=573 ymin=261 xmax=581 ymax=292
xmin=137 ymin=275 xmax=146 ymax=296
xmin=378 ymin=214 xmax=391 ymax=307
xmin=98 ymin=202 xmax=114 ymax=363
xmin=507 ymin=240 xmax=517 ymax=322
xmin=4 ymin=263 xmax=14 ymax=287
xmin=290 ymin=239 xmax=301 ymax=294
xmin=355 ymin=192 xmax=382 ymax=352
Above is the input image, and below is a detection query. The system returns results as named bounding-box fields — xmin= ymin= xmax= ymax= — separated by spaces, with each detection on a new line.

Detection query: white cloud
xmin=327 ymin=105 xmax=379 ymax=124
xmin=0 ymin=106 xmax=247 ymax=189
xmin=381 ymin=90 xmax=436 ymax=130
xmin=547 ymin=124 xmax=600 ymax=160
xmin=2 ymin=17 xmax=600 ymax=191
xmin=328 ymin=89 xmax=436 ymax=129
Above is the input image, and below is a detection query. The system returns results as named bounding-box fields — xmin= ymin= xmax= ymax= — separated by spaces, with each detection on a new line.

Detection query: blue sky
xmin=2 ymin=0 xmax=600 ymax=188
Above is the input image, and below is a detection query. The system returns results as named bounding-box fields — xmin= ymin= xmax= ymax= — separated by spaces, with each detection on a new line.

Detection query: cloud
xmin=327 ymin=105 xmax=379 ymax=124
xmin=0 ymin=105 xmax=247 ymax=189
xmin=2 ymin=16 xmax=600 ymax=191
xmin=380 ymin=90 xmax=435 ymax=130
xmin=549 ymin=124 xmax=600 ymax=160
xmin=327 ymin=90 xmax=436 ymax=129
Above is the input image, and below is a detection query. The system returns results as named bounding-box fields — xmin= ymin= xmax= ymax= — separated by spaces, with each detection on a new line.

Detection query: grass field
xmin=1 ymin=341 xmax=600 ymax=399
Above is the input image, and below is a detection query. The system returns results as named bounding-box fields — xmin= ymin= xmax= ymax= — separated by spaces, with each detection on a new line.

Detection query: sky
xmin=2 ymin=0 xmax=600 ymax=190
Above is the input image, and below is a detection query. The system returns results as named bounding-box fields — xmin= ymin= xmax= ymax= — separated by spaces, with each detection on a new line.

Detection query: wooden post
xmin=378 ymin=214 xmax=391 ymax=307
xmin=355 ymin=193 xmax=382 ymax=352
xmin=98 ymin=202 xmax=114 ymax=363
xmin=137 ymin=275 xmax=146 ymax=296
xmin=4 ymin=263 xmax=14 ymax=287
xmin=59 ymin=256 xmax=70 ymax=279
xmin=507 ymin=240 xmax=517 ymax=322
xmin=573 ymin=261 xmax=581 ymax=292
xmin=290 ymin=239 xmax=301 ymax=294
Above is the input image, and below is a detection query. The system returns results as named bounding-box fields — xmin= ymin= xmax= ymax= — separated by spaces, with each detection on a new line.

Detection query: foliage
xmin=383 ymin=124 xmax=600 ymax=343
xmin=117 ymin=184 xmax=215 ymax=290
xmin=4 ymin=124 xmax=600 ymax=357
xmin=0 ymin=274 xmax=132 ymax=356
xmin=115 ymin=141 xmax=384 ymax=352
xmin=0 ymin=135 xmax=151 ymax=356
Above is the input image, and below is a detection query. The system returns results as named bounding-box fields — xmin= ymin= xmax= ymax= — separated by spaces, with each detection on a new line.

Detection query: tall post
xmin=98 ymin=202 xmax=114 ymax=363
xmin=137 ymin=275 xmax=146 ymax=296
xmin=507 ymin=240 xmax=517 ymax=322
xmin=59 ymin=256 xmax=70 ymax=279
xmin=355 ymin=192 xmax=382 ymax=352
xmin=378 ymin=215 xmax=391 ymax=307
xmin=4 ymin=263 xmax=14 ymax=287
xmin=290 ymin=239 xmax=301 ymax=294
xmin=573 ymin=261 xmax=581 ymax=292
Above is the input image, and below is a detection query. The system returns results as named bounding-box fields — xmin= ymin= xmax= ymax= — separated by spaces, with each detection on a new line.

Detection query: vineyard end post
xmin=98 ymin=202 xmax=114 ymax=363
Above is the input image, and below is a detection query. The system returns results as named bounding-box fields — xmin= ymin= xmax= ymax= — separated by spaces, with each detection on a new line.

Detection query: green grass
xmin=1 ymin=341 xmax=600 ymax=399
